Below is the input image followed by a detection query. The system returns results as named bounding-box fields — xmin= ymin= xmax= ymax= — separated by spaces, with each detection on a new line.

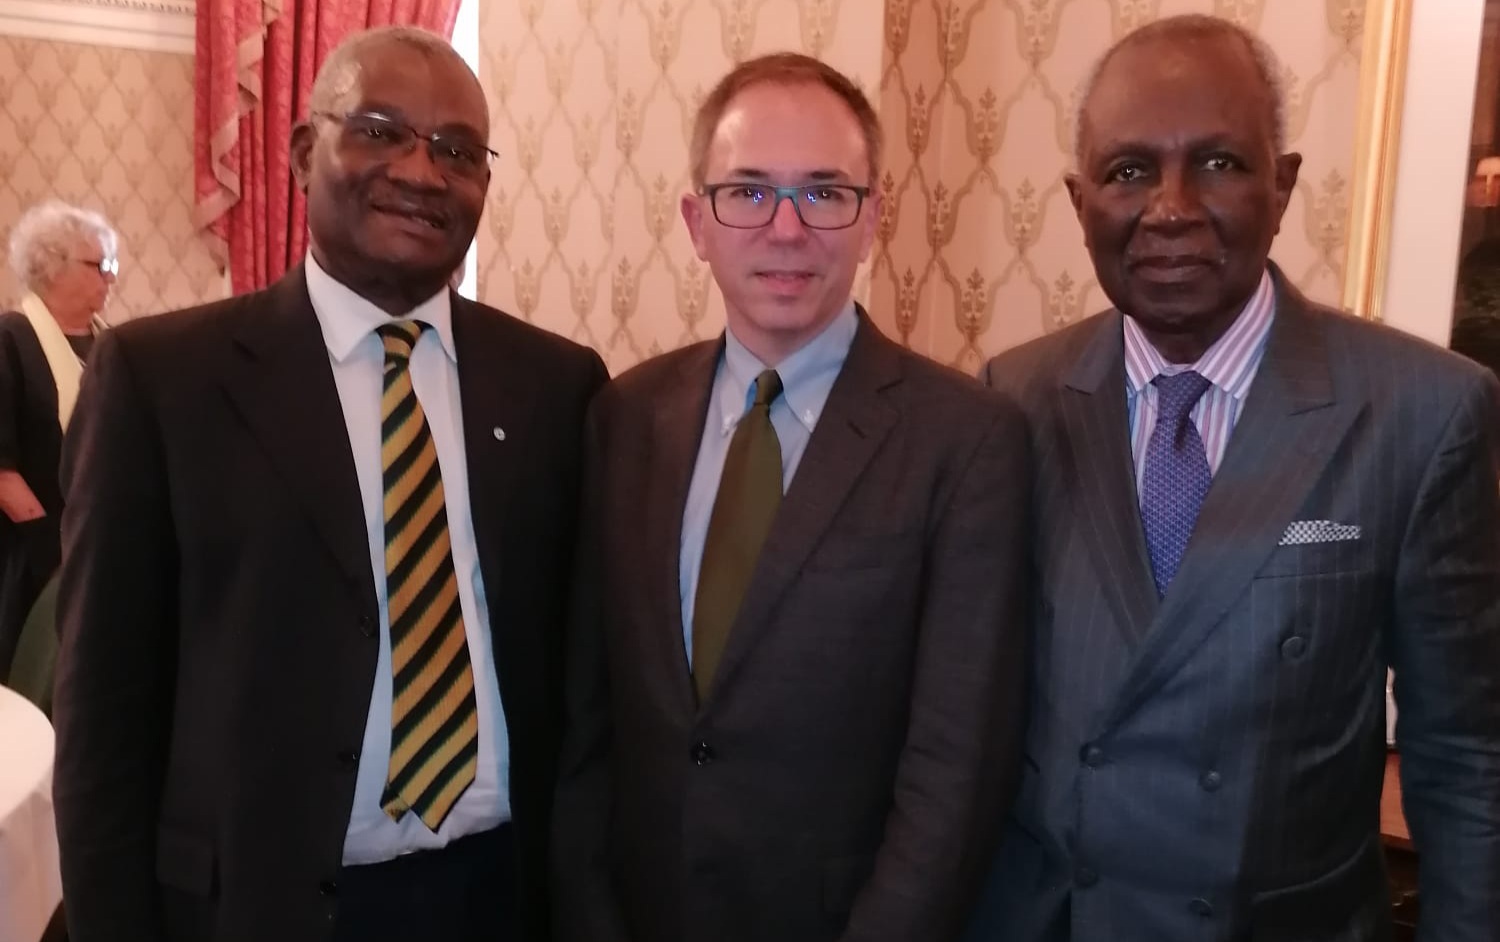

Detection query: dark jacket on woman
xmin=0 ymin=310 xmax=66 ymax=677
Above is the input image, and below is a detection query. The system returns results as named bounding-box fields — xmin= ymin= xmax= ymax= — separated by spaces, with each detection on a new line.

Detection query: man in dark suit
xmin=964 ymin=14 xmax=1500 ymax=942
xmin=551 ymin=53 xmax=1031 ymax=942
xmin=53 ymin=26 xmax=606 ymax=942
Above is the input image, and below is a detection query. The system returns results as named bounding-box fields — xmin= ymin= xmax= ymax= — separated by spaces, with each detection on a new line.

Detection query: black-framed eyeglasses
xmin=313 ymin=110 xmax=498 ymax=180
xmin=702 ymin=182 xmax=871 ymax=230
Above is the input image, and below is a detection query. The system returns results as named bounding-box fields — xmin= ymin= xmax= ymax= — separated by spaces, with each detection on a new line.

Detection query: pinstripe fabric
xmin=965 ymin=268 xmax=1500 ymax=942
xmin=1124 ymin=269 xmax=1274 ymax=488
xmin=377 ymin=320 xmax=478 ymax=832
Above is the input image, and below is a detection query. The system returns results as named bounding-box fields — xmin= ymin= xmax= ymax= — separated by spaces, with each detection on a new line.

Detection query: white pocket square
xmin=1279 ymin=520 xmax=1362 ymax=546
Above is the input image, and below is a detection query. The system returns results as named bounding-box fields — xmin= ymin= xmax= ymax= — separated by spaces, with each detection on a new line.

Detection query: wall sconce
xmin=1470 ymin=155 xmax=1500 ymax=207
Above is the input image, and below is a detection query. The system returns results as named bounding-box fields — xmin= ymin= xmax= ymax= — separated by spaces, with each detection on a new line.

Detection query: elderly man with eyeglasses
xmin=50 ymin=25 xmax=606 ymax=942
xmin=0 ymin=199 xmax=117 ymax=680
xmin=551 ymin=52 xmax=1032 ymax=942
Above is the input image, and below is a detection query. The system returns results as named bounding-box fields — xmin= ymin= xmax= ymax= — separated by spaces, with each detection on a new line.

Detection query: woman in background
xmin=0 ymin=200 xmax=118 ymax=678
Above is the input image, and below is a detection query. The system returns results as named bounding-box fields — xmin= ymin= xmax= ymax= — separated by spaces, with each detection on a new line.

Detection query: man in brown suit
xmin=53 ymin=27 xmax=605 ymax=942
xmin=551 ymin=53 xmax=1030 ymax=942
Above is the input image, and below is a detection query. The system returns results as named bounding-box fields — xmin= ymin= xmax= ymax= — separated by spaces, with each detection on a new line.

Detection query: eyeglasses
xmin=314 ymin=111 xmax=498 ymax=180
xmin=72 ymin=256 xmax=118 ymax=277
xmin=702 ymin=182 xmax=871 ymax=230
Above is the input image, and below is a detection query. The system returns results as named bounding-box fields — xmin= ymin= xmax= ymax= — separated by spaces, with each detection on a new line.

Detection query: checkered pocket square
xmin=1279 ymin=520 xmax=1362 ymax=546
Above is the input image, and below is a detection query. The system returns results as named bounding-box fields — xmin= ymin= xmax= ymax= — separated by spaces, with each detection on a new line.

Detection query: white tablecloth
xmin=0 ymin=686 xmax=60 ymax=942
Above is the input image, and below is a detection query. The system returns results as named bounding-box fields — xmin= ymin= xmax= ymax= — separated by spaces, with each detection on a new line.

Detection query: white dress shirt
xmin=304 ymin=255 xmax=510 ymax=866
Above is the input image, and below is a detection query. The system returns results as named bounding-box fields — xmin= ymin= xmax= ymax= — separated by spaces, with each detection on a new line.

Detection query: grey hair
xmin=1073 ymin=14 xmax=1288 ymax=167
xmin=307 ymin=25 xmax=478 ymax=117
xmin=7 ymin=200 xmax=119 ymax=292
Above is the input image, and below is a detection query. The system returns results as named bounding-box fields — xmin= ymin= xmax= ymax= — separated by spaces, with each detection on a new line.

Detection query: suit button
xmin=1188 ymin=897 xmax=1214 ymax=917
xmin=1280 ymin=635 xmax=1307 ymax=660
xmin=1074 ymin=866 xmax=1098 ymax=888
xmin=1080 ymin=744 xmax=1105 ymax=768
xmin=1199 ymin=770 xmax=1222 ymax=792
xmin=319 ymin=879 xmax=338 ymax=896
xmin=690 ymin=741 xmax=716 ymax=765
xmin=357 ymin=615 xmax=377 ymax=638
xmin=337 ymin=750 xmax=360 ymax=766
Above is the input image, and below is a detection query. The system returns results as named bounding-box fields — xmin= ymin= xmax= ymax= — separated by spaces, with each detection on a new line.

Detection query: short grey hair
xmin=7 ymin=200 xmax=119 ymax=292
xmin=307 ymin=25 xmax=478 ymax=118
xmin=1073 ymin=14 xmax=1288 ymax=167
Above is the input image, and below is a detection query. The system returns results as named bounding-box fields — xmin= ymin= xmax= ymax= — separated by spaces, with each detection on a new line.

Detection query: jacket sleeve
xmin=839 ymin=395 xmax=1033 ymax=942
xmin=52 ymin=328 xmax=177 ymax=941
xmin=551 ymin=388 xmax=634 ymax=942
xmin=1392 ymin=368 xmax=1500 ymax=942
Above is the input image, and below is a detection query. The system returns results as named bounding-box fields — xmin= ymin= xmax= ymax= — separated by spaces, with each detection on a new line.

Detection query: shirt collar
xmin=719 ymin=300 xmax=860 ymax=433
xmin=305 ymin=253 xmax=456 ymax=364
xmin=1122 ymin=268 xmax=1276 ymax=400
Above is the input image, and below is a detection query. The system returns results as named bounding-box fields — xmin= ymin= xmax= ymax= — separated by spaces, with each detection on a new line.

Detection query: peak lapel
xmin=1102 ymin=280 xmax=1358 ymax=730
xmin=708 ymin=315 xmax=900 ymax=697
xmin=222 ymin=266 xmax=372 ymax=594
xmin=1057 ymin=312 xmax=1160 ymax=644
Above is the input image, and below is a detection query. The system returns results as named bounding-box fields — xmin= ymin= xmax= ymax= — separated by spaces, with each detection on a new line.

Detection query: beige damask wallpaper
xmin=476 ymin=0 xmax=1364 ymax=373
xmin=475 ymin=0 xmax=882 ymax=373
xmin=0 ymin=35 xmax=224 ymax=323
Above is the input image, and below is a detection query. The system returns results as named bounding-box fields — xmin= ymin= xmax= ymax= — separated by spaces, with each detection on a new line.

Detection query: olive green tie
xmin=692 ymin=369 xmax=784 ymax=702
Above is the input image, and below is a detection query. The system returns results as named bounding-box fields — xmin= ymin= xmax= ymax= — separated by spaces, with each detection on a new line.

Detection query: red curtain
xmin=194 ymin=0 xmax=463 ymax=295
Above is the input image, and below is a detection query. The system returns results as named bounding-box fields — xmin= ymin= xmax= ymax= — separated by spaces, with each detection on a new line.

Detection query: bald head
xmin=1075 ymin=15 xmax=1287 ymax=166
xmin=308 ymin=25 xmax=481 ymax=119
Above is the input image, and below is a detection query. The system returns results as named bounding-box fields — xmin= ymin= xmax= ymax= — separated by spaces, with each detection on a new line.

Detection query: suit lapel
xmin=649 ymin=340 xmax=720 ymax=715
xmin=222 ymin=267 xmax=372 ymax=594
xmin=1102 ymin=279 xmax=1358 ymax=730
xmin=452 ymin=296 xmax=540 ymax=628
xmin=1057 ymin=312 xmax=1160 ymax=644
xmin=709 ymin=314 xmax=899 ymax=697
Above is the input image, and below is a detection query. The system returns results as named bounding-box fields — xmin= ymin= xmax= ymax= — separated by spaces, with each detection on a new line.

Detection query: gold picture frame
xmin=1342 ymin=0 xmax=1415 ymax=322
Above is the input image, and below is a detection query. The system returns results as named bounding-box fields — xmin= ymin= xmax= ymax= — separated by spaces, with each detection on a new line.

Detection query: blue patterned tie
xmin=1141 ymin=371 xmax=1213 ymax=597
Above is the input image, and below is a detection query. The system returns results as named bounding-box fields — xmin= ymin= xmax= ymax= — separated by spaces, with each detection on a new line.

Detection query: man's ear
xmin=681 ymin=192 xmax=710 ymax=261
xmin=1272 ymin=152 xmax=1303 ymax=229
xmin=1065 ymin=173 xmax=1084 ymax=221
xmin=856 ymin=190 xmax=881 ymax=262
xmin=290 ymin=122 xmax=316 ymax=192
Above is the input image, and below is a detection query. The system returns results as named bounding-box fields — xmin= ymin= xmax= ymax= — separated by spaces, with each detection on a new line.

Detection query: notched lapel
xmin=651 ymin=342 xmax=720 ymax=714
xmin=709 ymin=319 xmax=899 ymax=697
xmin=1057 ymin=313 xmax=1160 ymax=644
xmin=453 ymin=298 xmax=541 ymax=612
xmin=221 ymin=268 xmax=371 ymax=592
xmin=1103 ymin=293 xmax=1357 ymax=730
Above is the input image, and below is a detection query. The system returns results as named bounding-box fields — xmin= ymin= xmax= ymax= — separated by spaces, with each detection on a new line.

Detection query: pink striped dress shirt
xmin=1124 ymin=270 xmax=1276 ymax=499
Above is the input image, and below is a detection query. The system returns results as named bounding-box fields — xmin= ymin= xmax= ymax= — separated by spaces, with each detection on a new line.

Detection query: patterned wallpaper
xmin=475 ymin=0 xmax=882 ymax=375
xmin=0 ymin=0 xmax=1361 ymax=353
xmin=0 ymin=34 xmax=224 ymax=323
xmin=476 ymin=0 xmax=1364 ymax=373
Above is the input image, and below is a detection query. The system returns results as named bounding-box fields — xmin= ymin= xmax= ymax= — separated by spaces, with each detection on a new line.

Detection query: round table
xmin=0 ymin=685 xmax=60 ymax=942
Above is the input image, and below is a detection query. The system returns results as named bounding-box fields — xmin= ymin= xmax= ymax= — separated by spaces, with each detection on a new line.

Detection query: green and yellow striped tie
xmin=376 ymin=320 xmax=478 ymax=832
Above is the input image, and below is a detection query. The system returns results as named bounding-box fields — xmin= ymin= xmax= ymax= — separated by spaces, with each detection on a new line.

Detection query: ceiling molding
xmin=0 ymin=0 xmax=195 ymax=55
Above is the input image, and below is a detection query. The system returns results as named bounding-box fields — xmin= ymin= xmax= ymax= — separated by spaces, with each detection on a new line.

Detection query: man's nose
xmin=766 ymin=193 xmax=808 ymax=241
xmin=386 ymin=140 xmax=447 ymax=188
xmin=1142 ymin=168 xmax=1205 ymax=228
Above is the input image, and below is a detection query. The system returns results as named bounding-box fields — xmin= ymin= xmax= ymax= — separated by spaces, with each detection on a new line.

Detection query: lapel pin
xmin=493 ymin=426 xmax=506 ymax=441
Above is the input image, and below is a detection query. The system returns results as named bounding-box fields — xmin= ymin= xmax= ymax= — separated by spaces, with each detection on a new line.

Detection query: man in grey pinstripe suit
xmin=964 ymin=14 xmax=1500 ymax=942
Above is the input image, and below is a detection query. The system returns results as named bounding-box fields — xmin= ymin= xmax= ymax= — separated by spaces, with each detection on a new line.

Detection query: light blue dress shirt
xmin=304 ymin=254 xmax=510 ymax=866
xmin=678 ymin=301 xmax=860 ymax=663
